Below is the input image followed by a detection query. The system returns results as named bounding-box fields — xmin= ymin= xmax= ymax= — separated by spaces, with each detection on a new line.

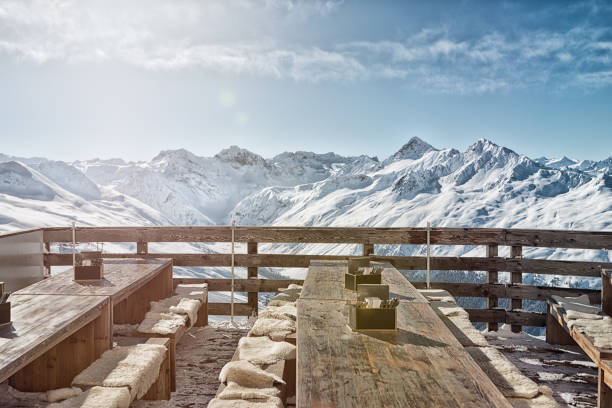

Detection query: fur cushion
xmin=46 ymin=387 xmax=83 ymax=403
xmin=48 ymin=386 xmax=130 ymax=408
xmin=237 ymin=336 xmax=296 ymax=365
xmin=219 ymin=361 xmax=285 ymax=388
xmin=72 ymin=343 xmax=166 ymax=400
xmin=259 ymin=304 xmax=297 ymax=321
xmin=419 ymin=289 xmax=456 ymax=304
xmin=507 ymin=394 xmax=559 ymax=408
xmin=174 ymin=283 xmax=207 ymax=301
xmin=218 ymin=381 xmax=281 ymax=400
xmin=268 ymin=300 xmax=295 ymax=307
xmin=208 ymin=397 xmax=283 ymax=408
xmin=248 ymin=318 xmax=296 ymax=341
xmin=466 ymin=346 xmax=539 ymax=398
xmin=149 ymin=296 xmax=201 ymax=327
xmin=138 ymin=311 xmax=187 ymax=335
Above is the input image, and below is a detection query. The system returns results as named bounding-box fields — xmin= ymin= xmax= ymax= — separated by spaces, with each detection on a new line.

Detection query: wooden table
xmin=603 ymin=269 xmax=611 ymax=316
xmin=296 ymin=260 xmax=510 ymax=408
xmin=0 ymin=294 xmax=111 ymax=391
xmin=16 ymin=258 xmax=173 ymax=324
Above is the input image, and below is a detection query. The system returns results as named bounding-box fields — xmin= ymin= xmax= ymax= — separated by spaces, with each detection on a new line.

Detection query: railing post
xmin=137 ymin=241 xmax=148 ymax=255
xmin=44 ymin=242 xmax=51 ymax=276
xmin=510 ymin=245 xmax=523 ymax=333
xmin=486 ymin=244 xmax=499 ymax=332
xmin=362 ymin=243 xmax=374 ymax=256
xmin=248 ymin=242 xmax=258 ymax=316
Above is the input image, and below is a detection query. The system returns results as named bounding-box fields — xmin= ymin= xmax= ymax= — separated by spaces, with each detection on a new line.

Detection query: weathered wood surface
xmin=42 ymin=226 xmax=612 ymax=249
xmin=486 ymin=244 xmax=499 ymax=331
xmin=16 ymin=258 xmax=173 ymax=304
xmin=300 ymin=261 xmax=347 ymax=300
xmin=45 ymin=252 xmax=612 ymax=278
xmin=297 ymin=261 xmax=511 ymax=407
xmin=207 ymin=302 xmax=252 ymax=316
xmin=0 ymin=294 xmax=110 ymax=386
xmin=603 ymin=269 xmax=612 ymax=316
xmin=247 ymin=242 xmax=258 ymax=314
xmin=173 ymin=277 xmax=304 ymax=292
xmin=411 ymin=281 xmax=601 ymax=303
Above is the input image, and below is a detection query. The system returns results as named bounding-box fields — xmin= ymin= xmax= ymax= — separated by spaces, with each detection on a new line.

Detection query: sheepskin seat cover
xmin=259 ymin=304 xmax=297 ymax=322
xmin=286 ymin=284 xmax=302 ymax=290
xmin=466 ymin=346 xmax=539 ymax=398
xmin=508 ymin=394 xmax=559 ymax=408
xmin=218 ymin=381 xmax=281 ymax=400
xmin=553 ymin=294 xmax=612 ymax=349
xmin=418 ymin=289 xmax=456 ymax=304
xmin=138 ymin=311 xmax=187 ymax=335
xmin=237 ymin=336 xmax=296 ymax=365
xmin=219 ymin=361 xmax=285 ymax=388
xmin=430 ymin=301 xmax=469 ymax=319
xmin=48 ymin=386 xmax=131 ymax=408
xmin=208 ymin=396 xmax=283 ymax=408
xmin=174 ymin=283 xmax=207 ymax=301
xmin=439 ymin=314 xmax=489 ymax=347
xmin=149 ymin=296 xmax=201 ymax=327
xmin=72 ymin=343 xmax=166 ymax=401
xmin=268 ymin=299 xmax=295 ymax=307
xmin=271 ymin=288 xmax=301 ymax=303
xmin=248 ymin=318 xmax=296 ymax=341
xmin=46 ymin=387 xmax=82 ymax=403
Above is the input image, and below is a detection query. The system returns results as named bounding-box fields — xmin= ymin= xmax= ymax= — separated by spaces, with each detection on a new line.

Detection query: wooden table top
xmin=15 ymin=258 xmax=172 ymax=304
xmin=297 ymin=260 xmax=510 ymax=408
xmin=0 ymin=294 xmax=109 ymax=383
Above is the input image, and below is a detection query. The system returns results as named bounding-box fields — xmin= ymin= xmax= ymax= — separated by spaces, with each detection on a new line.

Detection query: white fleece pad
xmin=208 ymin=397 xmax=283 ymax=408
xmin=508 ymin=394 xmax=560 ymax=408
xmin=442 ymin=314 xmax=489 ymax=347
xmin=48 ymin=386 xmax=131 ymax=408
xmin=174 ymin=283 xmax=207 ymax=301
xmin=259 ymin=304 xmax=297 ymax=322
xmin=418 ymin=289 xmax=456 ymax=303
xmin=430 ymin=301 xmax=469 ymax=318
xmin=466 ymin=346 xmax=539 ymax=398
xmin=46 ymin=387 xmax=82 ymax=403
xmin=150 ymin=296 xmax=200 ymax=327
xmin=138 ymin=311 xmax=187 ymax=335
xmin=219 ymin=361 xmax=285 ymax=388
xmin=237 ymin=336 xmax=296 ymax=365
xmin=72 ymin=343 xmax=166 ymax=401
xmin=272 ymin=288 xmax=301 ymax=303
xmin=268 ymin=300 xmax=295 ymax=307
xmin=218 ymin=381 xmax=281 ymax=400
xmin=286 ymin=284 xmax=302 ymax=290
xmin=248 ymin=318 xmax=296 ymax=341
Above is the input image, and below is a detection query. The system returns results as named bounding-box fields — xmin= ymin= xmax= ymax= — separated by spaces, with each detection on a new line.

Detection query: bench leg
xmin=546 ymin=304 xmax=575 ymax=345
xmin=599 ymin=367 xmax=612 ymax=408
xmin=195 ymin=301 xmax=208 ymax=327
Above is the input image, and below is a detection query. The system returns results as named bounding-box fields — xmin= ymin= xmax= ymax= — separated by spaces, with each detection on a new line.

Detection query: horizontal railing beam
xmin=173 ymin=278 xmax=304 ymax=292
xmin=45 ymin=253 xmax=611 ymax=277
xmin=41 ymin=226 xmax=612 ymax=249
xmin=208 ymin=302 xmax=252 ymax=316
xmin=465 ymin=309 xmax=546 ymax=326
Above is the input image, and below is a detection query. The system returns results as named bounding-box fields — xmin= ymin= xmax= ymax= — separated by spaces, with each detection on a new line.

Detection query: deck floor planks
xmin=0 ymin=294 xmax=109 ymax=385
xmin=297 ymin=261 xmax=510 ymax=408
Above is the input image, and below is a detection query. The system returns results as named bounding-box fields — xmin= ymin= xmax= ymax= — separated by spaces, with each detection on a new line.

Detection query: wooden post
xmin=137 ymin=241 xmax=148 ymax=255
xmin=602 ymin=269 xmax=611 ymax=316
xmin=510 ymin=245 xmax=523 ymax=333
xmin=248 ymin=242 xmax=258 ymax=316
xmin=546 ymin=303 xmax=575 ymax=345
xmin=598 ymin=367 xmax=612 ymax=408
xmin=486 ymin=244 xmax=499 ymax=332
xmin=362 ymin=243 xmax=374 ymax=256
xmin=44 ymin=242 xmax=51 ymax=276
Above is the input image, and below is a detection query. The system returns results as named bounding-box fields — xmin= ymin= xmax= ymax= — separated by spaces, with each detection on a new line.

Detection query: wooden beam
xmin=410 ymin=281 xmax=601 ymax=303
xmin=44 ymin=253 xmax=612 ymax=278
xmin=465 ymin=308 xmax=545 ymax=326
xmin=362 ymin=243 xmax=374 ymax=256
xmin=172 ymin=278 xmax=304 ymax=292
xmin=136 ymin=241 xmax=148 ymax=254
xmin=486 ymin=244 xmax=499 ymax=332
xmin=41 ymin=226 xmax=612 ymax=249
xmin=208 ymin=302 xmax=252 ymax=316
xmin=510 ymin=245 xmax=523 ymax=333
xmin=602 ymin=269 xmax=612 ymax=316
xmin=247 ymin=242 xmax=258 ymax=316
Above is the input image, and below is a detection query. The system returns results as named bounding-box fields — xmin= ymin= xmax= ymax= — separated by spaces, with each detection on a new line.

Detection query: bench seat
xmin=174 ymin=283 xmax=208 ymax=327
xmin=48 ymin=386 xmax=131 ymax=408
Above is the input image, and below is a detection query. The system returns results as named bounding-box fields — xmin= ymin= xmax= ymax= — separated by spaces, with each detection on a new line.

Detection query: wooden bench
xmin=297 ymin=260 xmax=511 ymax=407
xmin=174 ymin=282 xmax=208 ymax=327
xmin=71 ymin=337 xmax=170 ymax=403
xmin=547 ymin=294 xmax=612 ymax=407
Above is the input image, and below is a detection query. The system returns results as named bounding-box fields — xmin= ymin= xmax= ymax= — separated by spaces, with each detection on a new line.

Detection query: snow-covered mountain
xmin=1 ymin=138 xmax=611 ymax=298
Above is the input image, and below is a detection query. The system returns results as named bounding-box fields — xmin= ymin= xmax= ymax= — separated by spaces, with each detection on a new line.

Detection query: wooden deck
xmin=296 ymin=260 xmax=511 ymax=407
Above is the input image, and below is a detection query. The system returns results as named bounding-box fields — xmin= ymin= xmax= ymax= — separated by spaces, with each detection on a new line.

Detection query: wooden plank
xmin=45 ymin=253 xmax=612 ymax=278
xmin=510 ymin=245 xmax=523 ymax=333
xmin=362 ymin=243 xmax=374 ymax=256
xmin=42 ymin=226 xmax=612 ymax=249
xmin=410 ymin=281 xmax=601 ymax=303
xmin=486 ymin=244 xmax=499 ymax=332
xmin=247 ymin=242 xmax=258 ymax=316
xmin=378 ymin=263 xmax=428 ymax=303
xmin=0 ymin=294 xmax=110 ymax=386
xmin=603 ymin=269 xmax=612 ymax=316
xmin=598 ymin=366 xmax=612 ymax=408
xmin=172 ymin=278 xmax=304 ymax=292
xmin=207 ymin=302 xmax=252 ymax=316
xmin=297 ymin=298 xmax=511 ymax=407
xmin=300 ymin=261 xmax=347 ymax=300
xmin=465 ymin=308 xmax=546 ymax=326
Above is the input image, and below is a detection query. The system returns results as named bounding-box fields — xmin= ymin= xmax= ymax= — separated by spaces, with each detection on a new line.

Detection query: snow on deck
xmin=485 ymin=326 xmax=598 ymax=408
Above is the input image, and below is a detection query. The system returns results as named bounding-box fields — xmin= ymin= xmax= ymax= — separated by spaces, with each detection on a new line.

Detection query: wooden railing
xmin=4 ymin=226 xmax=611 ymax=332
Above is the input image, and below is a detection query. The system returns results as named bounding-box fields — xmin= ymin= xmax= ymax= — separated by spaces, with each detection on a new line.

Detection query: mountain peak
xmin=215 ymin=145 xmax=266 ymax=167
xmin=386 ymin=137 xmax=437 ymax=163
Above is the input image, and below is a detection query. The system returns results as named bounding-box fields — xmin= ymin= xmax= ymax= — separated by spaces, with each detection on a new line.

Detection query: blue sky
xmin=0 ymin=0 xmax=611 ymax=162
